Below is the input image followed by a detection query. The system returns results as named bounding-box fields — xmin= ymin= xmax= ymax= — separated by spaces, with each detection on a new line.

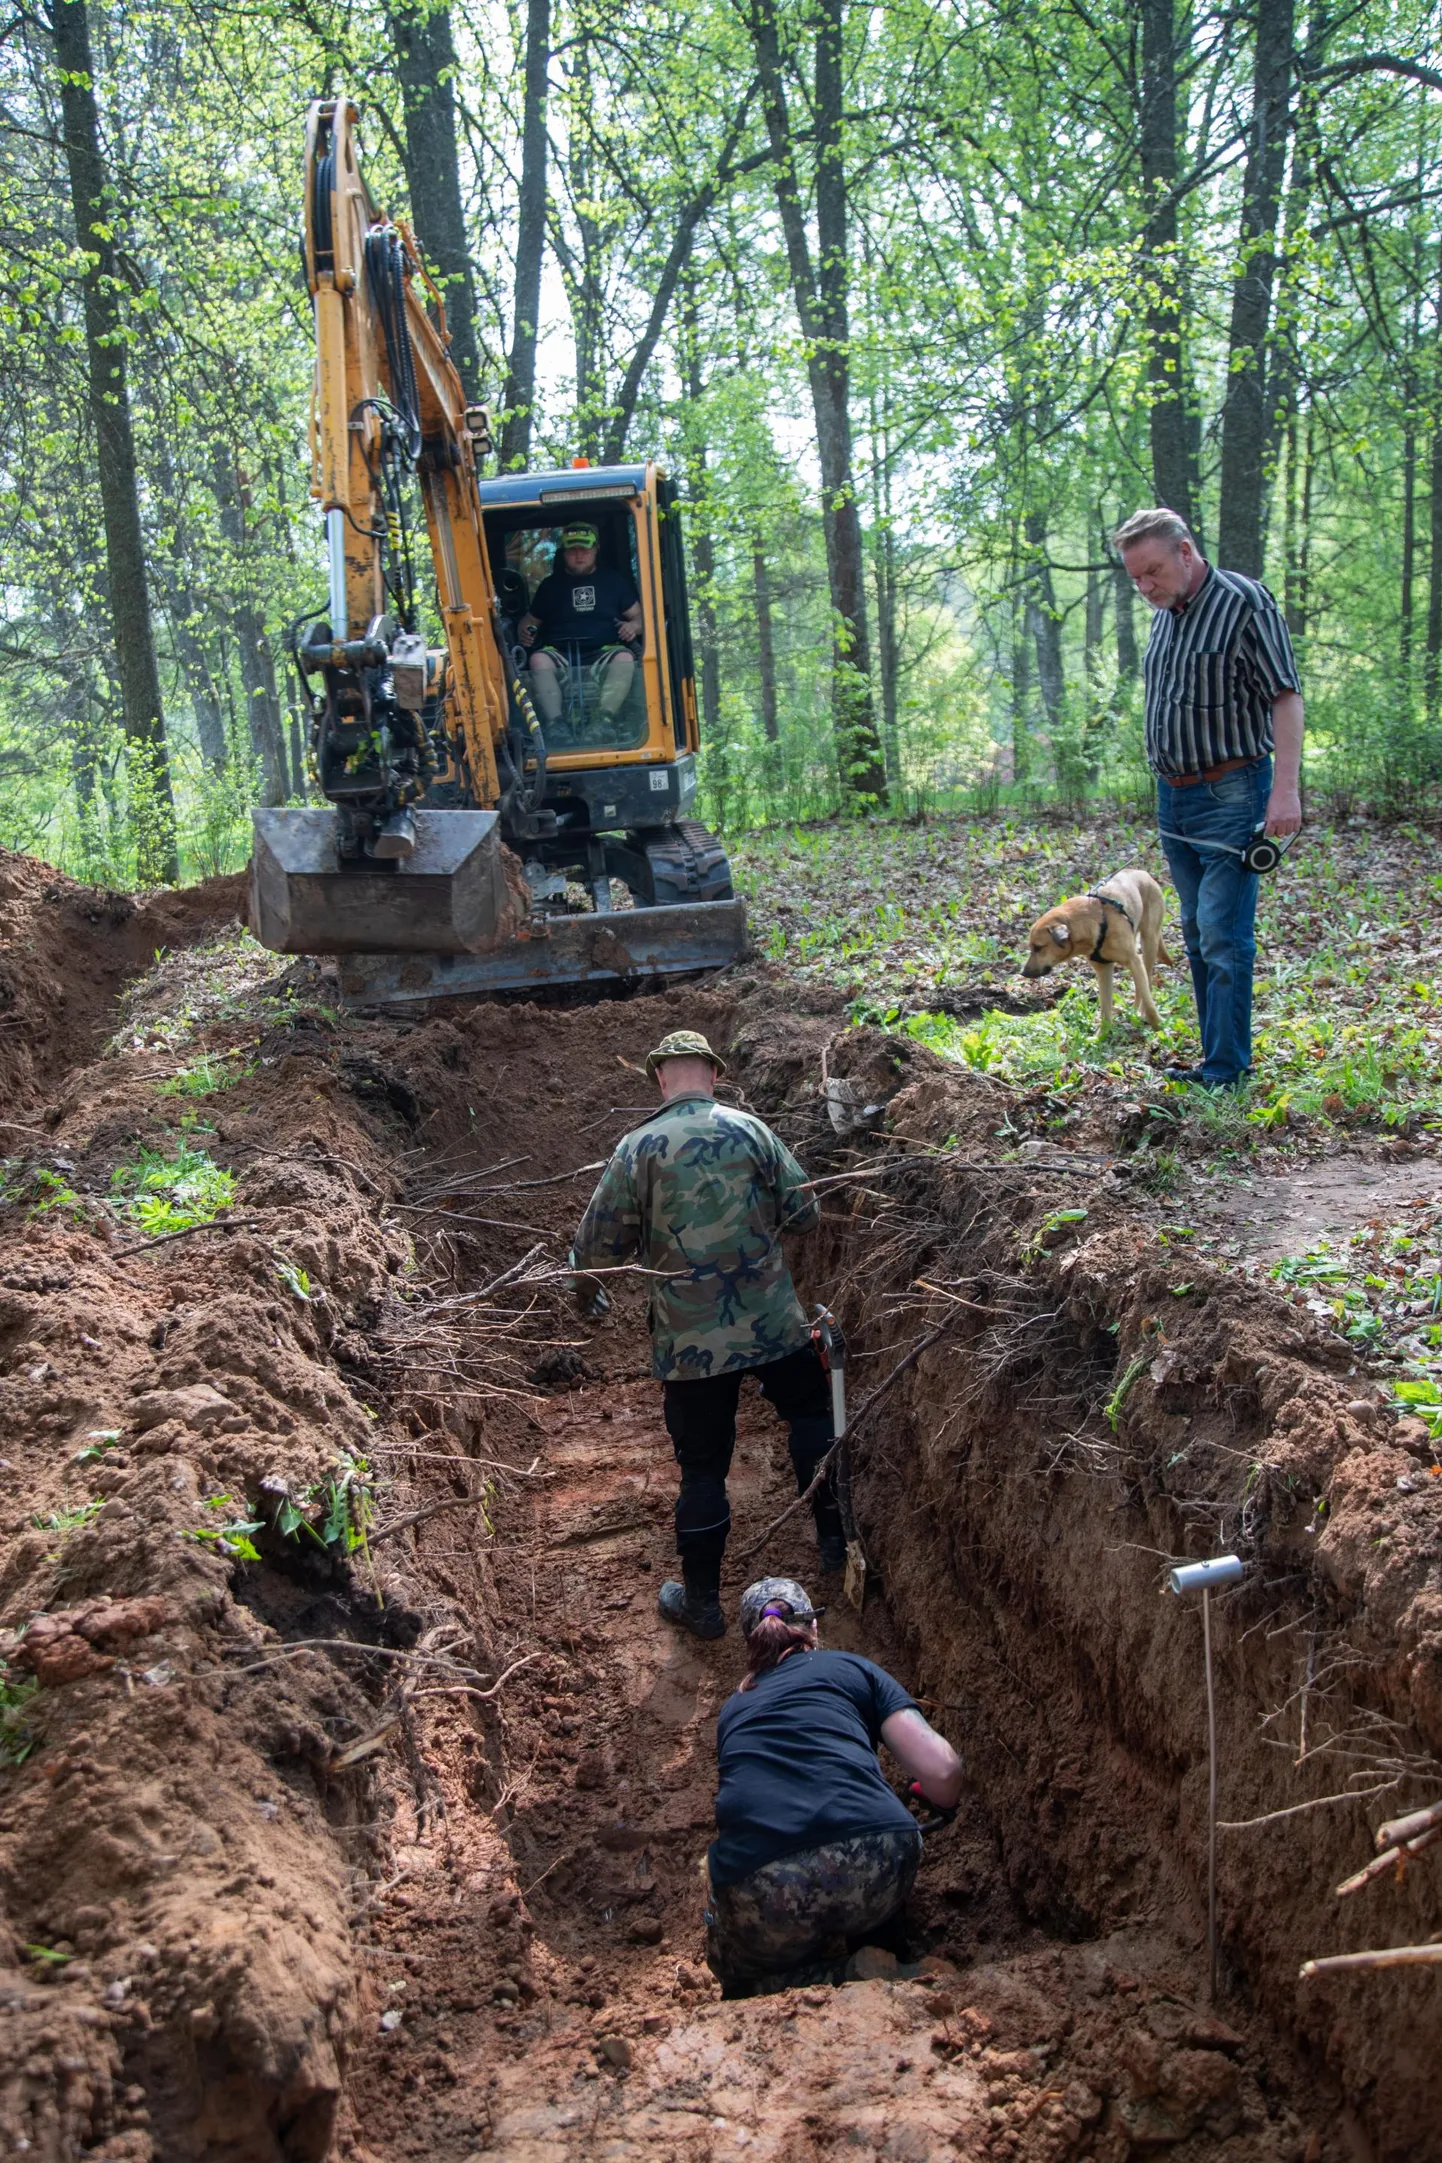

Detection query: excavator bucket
xmin=333 ymin=897 xmax=750 ymax=1006
xmin=250 ymin=807 xmax=513 ymax=956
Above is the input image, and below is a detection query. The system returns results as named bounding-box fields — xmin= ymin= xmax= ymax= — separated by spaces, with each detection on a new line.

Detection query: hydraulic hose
xmin=364 ymin=226 xmax=422 ymax=460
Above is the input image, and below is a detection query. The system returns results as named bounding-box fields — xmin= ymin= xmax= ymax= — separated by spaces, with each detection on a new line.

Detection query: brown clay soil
xmin=0 ymin=848 xmax=1438 ymax=2163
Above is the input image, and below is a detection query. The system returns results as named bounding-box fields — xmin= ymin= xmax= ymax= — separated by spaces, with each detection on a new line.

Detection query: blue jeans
xmin=1157 ymin=758 xmax=1270 ymax=1084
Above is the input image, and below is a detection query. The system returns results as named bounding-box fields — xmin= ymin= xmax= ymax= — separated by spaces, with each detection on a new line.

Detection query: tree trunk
xmin=1426 ymin=416 xmax=1442 ymax=727
xmin=752 ymin=539 xmax=779 ymax=744
xmin=150 ymin=429 xmax=228 ymax=770
xmin=750 ymin=0 xmax=886 ymax=804
xmin=390 ymin=1 xmax=484 ymax=404
xmin=565 ymin=42 xmax=605 ymax=459
xmin=1138 ymin=0 xmax=1200 ymax=531
xmin=873 ymin=519 xmax=900 ymax=783
xmin=1083 ymin=552 xmax=1103 ymax=696
xmin=1216 ymin=0 xmax=1294 ymax=575
xmin=499 ymin=0 xmax=550 ymax=469
xmin=1025 ymin=511 xmax=1064 ymax=732
xmin=213 ymin=449 xmax=288 ymax=804
xmin=1113 ymin=550 xmax=1139 ymax=682
xmin=678 ymin=294 xmax=722 ymax=743
xmin=51 ymin=0 xmax=178 ymax=882
xmin=1401 ymin=395 xmax=1417 ymax=687
xmin=168 ymin=599 xmax=229 ymax=771
xmin=1285 ymin=400 xmax=1315 ymax=639
xmin=1011 ymin=581 xmax=1032 ymax=785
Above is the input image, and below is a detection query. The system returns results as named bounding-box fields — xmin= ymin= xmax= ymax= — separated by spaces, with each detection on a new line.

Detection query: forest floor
xmin=0 ymin=815 xmax=1438 ymax=2163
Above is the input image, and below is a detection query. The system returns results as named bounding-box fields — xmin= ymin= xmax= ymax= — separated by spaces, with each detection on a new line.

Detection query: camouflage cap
xmin=739 ymin=1577 xmax=821 ymax=1638
xmin=645 ymin=1029 xmax=727 ymax=1079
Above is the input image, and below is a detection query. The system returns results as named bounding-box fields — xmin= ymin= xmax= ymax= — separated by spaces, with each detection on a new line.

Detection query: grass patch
xmin=733 ymin=814 xmax=1442 ymax=1135
xmin=156 ymin=1052 xmax=253 ymax=1098
xmin=109 ymin=1138 xmax=234 ymax=1237
xmin=0 ymin=1664 xmax=40 ymax=1768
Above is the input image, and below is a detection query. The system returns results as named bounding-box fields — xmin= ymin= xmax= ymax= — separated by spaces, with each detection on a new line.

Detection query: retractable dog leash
xmin=1158 ymin=823 xmax=1302 ymax=876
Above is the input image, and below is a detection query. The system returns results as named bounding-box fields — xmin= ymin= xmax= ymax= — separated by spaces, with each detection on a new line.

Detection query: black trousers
xmin=661 ymin=1343 xmax=844 ymax=1592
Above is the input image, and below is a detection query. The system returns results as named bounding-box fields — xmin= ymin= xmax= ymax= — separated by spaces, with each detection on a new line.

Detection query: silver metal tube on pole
xmin=326 ymin=508 xmax=348 ymax=637
xmin=1168 ymin=1553 xmax=1243 ymax=2004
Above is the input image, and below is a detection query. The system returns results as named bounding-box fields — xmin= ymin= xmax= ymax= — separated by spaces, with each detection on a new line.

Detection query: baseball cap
xmin=560 ymin=521 xmax=599 ymax=549
xmin=739 ymin=1577 xmax=823 ymax=1637
xmin=644 ymin=1029 xmax=728 ymax=1079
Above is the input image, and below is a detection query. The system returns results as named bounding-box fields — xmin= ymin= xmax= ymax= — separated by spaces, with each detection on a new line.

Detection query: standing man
xmin=519 ymin=521 xmax=642 ymax=730
xmin=1114 ymin=508 xmax=1303 ymax=1091
xmin=570 ymin=1031 xmax=846 ymax=1641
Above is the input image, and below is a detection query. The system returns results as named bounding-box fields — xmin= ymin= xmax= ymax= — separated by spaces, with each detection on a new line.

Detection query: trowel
xmin=812 ymin=1306 xmax=867 ymax=1611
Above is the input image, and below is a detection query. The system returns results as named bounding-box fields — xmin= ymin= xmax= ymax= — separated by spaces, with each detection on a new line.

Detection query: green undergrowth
xmin=1242 ymin=1201 xmax=1442 ymax=1453
xmin=0 ymin=1665 xmax=40 ymax=1768
xmin=110 ymin=1137 xmax=235 ymax=1236
xmin=109 ymin=925 xmax=326 ymax=1056
xmin=156 ymin=1050 xmax=255 ymax=1098
xmin=733 ymin=814 xmax=1442 ymax=1139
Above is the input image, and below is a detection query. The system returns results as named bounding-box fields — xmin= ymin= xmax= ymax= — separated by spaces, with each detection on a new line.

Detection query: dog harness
xmin=1086 ymin=889 xmax=1134 ymax=963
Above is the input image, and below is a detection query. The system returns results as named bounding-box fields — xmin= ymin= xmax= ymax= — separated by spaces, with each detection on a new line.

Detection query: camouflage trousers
xmin=704 ymin=1825 xmax=922 ymax=1991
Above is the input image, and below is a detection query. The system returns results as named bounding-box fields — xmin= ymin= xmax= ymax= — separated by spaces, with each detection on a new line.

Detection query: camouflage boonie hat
xmin=739 ymin=1577 xmax=821 ymax=1638
xmin=645 ymin=1029 xmax=727 ymax=1079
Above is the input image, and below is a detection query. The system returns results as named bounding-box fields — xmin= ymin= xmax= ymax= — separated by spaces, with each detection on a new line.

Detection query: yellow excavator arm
xmin=305 ymin=94 xmax=510 ymax=818
xmin=250 ymin=95 xmax=747 ymax=995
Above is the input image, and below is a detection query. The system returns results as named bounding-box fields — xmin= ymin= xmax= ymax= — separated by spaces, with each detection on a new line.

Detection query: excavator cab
xmin=250 ymin=96 xmax=745 ymax=1007
xmin=475 ymin=465 xmax=730 ymax=913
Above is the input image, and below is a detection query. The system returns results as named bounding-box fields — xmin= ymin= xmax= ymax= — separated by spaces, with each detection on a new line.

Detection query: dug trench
xmin=0 ymin=859 xmax=1438 ymax=2163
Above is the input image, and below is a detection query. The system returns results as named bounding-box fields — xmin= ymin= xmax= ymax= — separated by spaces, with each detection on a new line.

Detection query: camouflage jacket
xmin=571 ymin=1092 xmax=820 ymax=1380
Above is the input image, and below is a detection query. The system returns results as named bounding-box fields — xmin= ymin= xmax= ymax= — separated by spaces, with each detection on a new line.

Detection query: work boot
xmin=817 ymin=1533 xmax=848 ymax=1575
xmin=658 ymin=1579 xmax=726 ymax=1640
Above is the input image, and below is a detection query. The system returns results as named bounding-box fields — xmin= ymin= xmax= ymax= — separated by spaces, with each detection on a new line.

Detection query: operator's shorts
xmin=533 ymin=642 xmax=630 ymax=687
xmin=704 ymin=1824 xmax=922 ymax=1993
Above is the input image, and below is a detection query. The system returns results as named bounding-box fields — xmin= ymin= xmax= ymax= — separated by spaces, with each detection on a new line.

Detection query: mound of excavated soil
xmin=0 ymin=897 xmax=1437 ymax=2163
xmin=0 ymin=851 xmax=247 ymax=1109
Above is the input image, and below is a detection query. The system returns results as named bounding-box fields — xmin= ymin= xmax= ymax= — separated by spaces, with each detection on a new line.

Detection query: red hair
xmin=738 ymin=1613 xmax=814 ymax=1691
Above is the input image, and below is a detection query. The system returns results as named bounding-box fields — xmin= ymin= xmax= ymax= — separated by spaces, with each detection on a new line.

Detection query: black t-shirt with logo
xmin=708 ymin=1649 xmax=919 ymax=1887
xmin=529 ymin=565 xmax=640 ymax=654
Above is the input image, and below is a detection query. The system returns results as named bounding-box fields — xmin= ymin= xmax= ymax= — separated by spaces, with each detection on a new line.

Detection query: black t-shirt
xmin=708 ymin=1649 xmax=919 ymax=1887
xmin=529 ymin=565 xmax=639 ymax=653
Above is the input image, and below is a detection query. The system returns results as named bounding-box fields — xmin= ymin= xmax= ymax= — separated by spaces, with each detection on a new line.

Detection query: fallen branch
xmin=1300 ymin=1943 xmax=1442 ymax=1979
xmin=403 ymin=1654 xmax=545 ymax=1702
xmin=1217 ymin=1781 xmax=1398 ymax=1832
xmin=222 ymin=1638 xmax=490 ymax=1682
xmin=116 ymin=1214 xmax=263 ymax=1256
xmin=397 ymin=1202 xmax=554 ymax=1237
xmin=1375 ymin=1799 xmax=1442 ymax=1852
xmin=462 ymin=1242 xmax=549 ymax=1307
xmin=737 ymin=1319 xmax=954 ymax=1561
xmin=370 ymin=1490 xmax=501 ymax=1547
xmin=1337 ymin=1826 xmax=1442 ymax=1897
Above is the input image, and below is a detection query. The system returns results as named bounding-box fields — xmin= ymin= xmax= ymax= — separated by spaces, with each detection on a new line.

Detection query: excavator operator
xmin=518 ymin=520 xmax=642 ymax=733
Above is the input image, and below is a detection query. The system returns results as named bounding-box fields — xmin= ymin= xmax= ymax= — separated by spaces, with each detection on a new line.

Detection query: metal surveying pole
xmin=1169 ymin=1554 xmax=1245 ymax=2002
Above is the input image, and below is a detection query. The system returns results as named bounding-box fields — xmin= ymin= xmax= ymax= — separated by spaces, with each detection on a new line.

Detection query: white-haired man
xmin=1114 ymin=508 xmax=1303 ymax=1091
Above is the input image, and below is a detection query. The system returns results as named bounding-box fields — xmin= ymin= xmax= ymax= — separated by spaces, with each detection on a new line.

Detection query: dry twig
xmin=1300 ymin=1944 xmax=1442 ymax=1979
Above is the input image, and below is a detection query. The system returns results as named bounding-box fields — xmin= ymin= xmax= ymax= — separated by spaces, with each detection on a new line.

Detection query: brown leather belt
xmin=1161 ymin=756 xmax=1261 ymax=790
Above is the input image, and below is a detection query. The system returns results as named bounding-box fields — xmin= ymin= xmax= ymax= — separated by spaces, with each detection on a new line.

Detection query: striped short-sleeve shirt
xmin=1142 ymin=566 xmax=1301 ymax=780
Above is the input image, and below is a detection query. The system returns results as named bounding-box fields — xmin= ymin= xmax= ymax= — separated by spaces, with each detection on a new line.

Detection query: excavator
xmin=249 ymin=96 xmax=746 ymax=1003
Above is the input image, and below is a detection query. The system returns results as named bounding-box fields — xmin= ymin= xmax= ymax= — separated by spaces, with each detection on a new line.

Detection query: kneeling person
xmin=704 ymin=1578 xmax=964 ymax=1993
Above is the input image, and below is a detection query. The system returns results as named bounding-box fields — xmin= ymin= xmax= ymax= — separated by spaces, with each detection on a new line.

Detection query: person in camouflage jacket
xmin=571 ymin=1030 xmax=846 ymax=1639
